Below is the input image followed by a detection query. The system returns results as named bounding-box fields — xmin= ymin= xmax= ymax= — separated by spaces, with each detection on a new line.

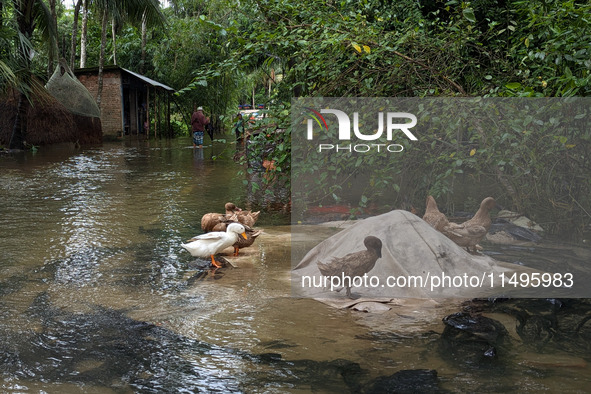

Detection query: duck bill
xmin=241 ymin=232 xmax=248 ymax=239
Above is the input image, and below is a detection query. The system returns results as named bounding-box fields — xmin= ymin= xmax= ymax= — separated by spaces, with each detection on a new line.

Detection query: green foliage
xmin=170 ymin=113 xmax=190 ymax=136
xmin=501 ymin=0 xmax=591 ymax=97
xmin=234 ymin=102 xmax=291 ymax=199
xmin=231 ymin=0 xmax=589 ymax=235
xmin=164 ymin=1 xmax=249 ymax=135
xmin=292 ymin=98 xmax=590 ymax=236
xmin=1 ymin=0 xmax=57 ymax=90
xmin=0 ymin=24 xmax=22 ymax=92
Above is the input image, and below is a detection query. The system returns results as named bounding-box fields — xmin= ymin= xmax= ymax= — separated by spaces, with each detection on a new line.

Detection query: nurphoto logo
xmin=304 ymin=107 xmax=418 ymax=153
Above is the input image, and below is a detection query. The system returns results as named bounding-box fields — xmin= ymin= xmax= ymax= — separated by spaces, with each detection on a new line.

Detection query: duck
xmin=424 ymin=196 xmax=495 ymax=253
xmin=182 ymin=222 xmax=247 ymax=268
xmin=317 ymin=236 xmax=382 ymax=299
xmin=223 ymin=202 xmax=260 ymax=227
xmin=423 ymin=195 xmax=451 ymax=232
xmin=224 ymin=202 xmax=242 ymax=216
xmin=200 ymin=202 xmax=241 ymax=232
xmin=443 ymin=224 xmax=488 ymax=253
xmin=235 ymin=209 xmax=260 ymax=228
xmin=201 ymin=212 xmax=227 ymax=232
xmin=423 ymin=195 xmax=465 ymax=236
xmin=462 ymin=196 xmax=495 ymax=232
xmin=452 ymin=196 xmax=495 ymax=253
xmin=201 ymin=202 xmax=258 ymax=232
xmin=232 ymin=226 xmax=263 ymax=256
xmin=208 ymin=213 xmax=239 ymax=232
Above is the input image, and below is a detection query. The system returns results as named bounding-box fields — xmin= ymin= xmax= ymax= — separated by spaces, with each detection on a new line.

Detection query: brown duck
xmin=235 ymin=209 xmax=260 ymax=228
xmin=201 ymin=203 xmax=244 ymax=232
xmin=207 ymin=213 xmax=240 ymax=232
xmin=462 ymin=196 xmax=495 ymax=231
xmin=224 ymin=202 xmax=260 ymax=228
xmin=423 ymin=195 xmax=466 ymax=236
xmin=443 ymin=224 xmax=488 ymax=253
xmin=423 ymin=195 xmax=451 ymax=232
xmin=232 ymin=226 xmax=263 ymax=256
xmin=453 ymin=196 xmax=495 ymax=252
xmin=201 ymin=213 xmax=226 ymax=232
xmin=423 ymin=196 xmax=495 ymax=253
xmin=224 ymin=202 xmax=241 ymax=216
xmin=317 ymin=236 xmax=382 ymax=299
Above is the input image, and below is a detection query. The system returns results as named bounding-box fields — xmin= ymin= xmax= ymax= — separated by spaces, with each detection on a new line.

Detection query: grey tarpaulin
xmin=292 ymin=210 xmax=542 ymax=308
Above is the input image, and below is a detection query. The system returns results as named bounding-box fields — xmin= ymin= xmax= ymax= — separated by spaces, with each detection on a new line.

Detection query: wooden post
xmin=155 ymin=89 xmax=159 ymax=139
xmin=167 ymin=93 xmax=171 ymax=137
xmin=145 ymin=85 xmax=150 ymax=138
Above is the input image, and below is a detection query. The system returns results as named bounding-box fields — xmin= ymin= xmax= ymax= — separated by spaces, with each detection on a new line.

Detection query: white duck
xmin=182 ymin=222 xmax=247 ymax=268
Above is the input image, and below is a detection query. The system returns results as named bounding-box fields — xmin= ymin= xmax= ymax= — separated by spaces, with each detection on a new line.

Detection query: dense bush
xmin=223 ymin=0 xmax=590 ymax=236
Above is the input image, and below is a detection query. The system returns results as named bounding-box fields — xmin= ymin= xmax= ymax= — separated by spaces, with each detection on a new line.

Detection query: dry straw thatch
xmin=0 ymin=81 xmax=102 ymax=147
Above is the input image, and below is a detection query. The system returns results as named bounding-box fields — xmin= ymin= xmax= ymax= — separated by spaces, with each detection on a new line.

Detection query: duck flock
xmin=423 ymin=196 xmax=496 ymax=253
xmin=181 ymin=202 xmax=262 ymax=268
xmin=181 ymin=197 xmax=497 ymax=299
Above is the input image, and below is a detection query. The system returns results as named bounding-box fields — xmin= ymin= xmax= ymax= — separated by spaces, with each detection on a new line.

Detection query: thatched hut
xmin=1 ymin=67 xmax=102 ymax=148
xmin=0 ymin=87 xmax=76 ymax=147
xmin=0 ymin=90 xmax=102 ymax=148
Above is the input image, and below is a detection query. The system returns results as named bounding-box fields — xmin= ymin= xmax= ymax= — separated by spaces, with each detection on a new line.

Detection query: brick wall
xmin=77 ymin=70 xmax=122 ymax=138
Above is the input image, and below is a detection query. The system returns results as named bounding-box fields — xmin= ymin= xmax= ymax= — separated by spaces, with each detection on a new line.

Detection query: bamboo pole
xmin=155 ymin=90 xmax=159 ymax=139
xmin=145 ymin=85 xmax=150 ymax=138
xmin=167 ymin=93 xmax=171 ymax=137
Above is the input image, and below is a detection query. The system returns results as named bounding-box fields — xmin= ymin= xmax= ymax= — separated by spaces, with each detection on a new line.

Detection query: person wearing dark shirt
xmin=191 ymin=106 xmax=209 ymax=149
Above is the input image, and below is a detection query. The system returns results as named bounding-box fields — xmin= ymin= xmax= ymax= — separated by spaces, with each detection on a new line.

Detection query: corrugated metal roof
xmin=120 ymin=67 xmax=175 ymax=92
xmin=75 ymin=65 xmax=175 ymax=92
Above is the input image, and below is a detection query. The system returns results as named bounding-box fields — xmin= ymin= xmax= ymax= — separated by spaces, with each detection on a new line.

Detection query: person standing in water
xmin=191 ymin=106 xmax=209 ymax=149
xmin=233 ymin=113 xmax=245 ymax=143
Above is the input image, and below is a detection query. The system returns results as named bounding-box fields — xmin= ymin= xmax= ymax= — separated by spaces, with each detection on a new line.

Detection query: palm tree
xmin=4 ymin=0 xmax=57 ymax=149
xmin=79 ymin=0 xmax=88 ymax=68
xmin=47 ymin=0 xmax=57 ymax=78
xmin=140 ymin=9 xmax=147 ymax=73
xmin=70 ymin=0 xmax=83 ymax=69
xmin=0 ymin=18 xmax=20 ymax=93
xmin=92 ymin=0 xmax=164 ymax=107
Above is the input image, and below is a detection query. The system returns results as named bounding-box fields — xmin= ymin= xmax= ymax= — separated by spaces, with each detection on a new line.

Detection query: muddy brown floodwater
xmin=1 ymin=139 xmax=590 ymax=392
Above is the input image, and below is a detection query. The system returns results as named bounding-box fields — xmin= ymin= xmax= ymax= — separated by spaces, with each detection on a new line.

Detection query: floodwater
xmin=1 ymin=139 xmax=590 ymax=393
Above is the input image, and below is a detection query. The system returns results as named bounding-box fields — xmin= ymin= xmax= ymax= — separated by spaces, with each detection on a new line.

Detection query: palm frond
xmin=0 ymin=60 xmax=19 ymax=92
xmin=32 ymin=0 xmax=59 ymax=48
xmin=92 ymin=0 xmax=165 ymax=27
